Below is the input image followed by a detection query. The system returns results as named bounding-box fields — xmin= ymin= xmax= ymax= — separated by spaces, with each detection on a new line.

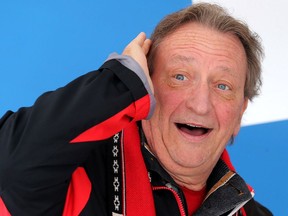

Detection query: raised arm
xmin=0 ymin=33 xmax=154 ymax=215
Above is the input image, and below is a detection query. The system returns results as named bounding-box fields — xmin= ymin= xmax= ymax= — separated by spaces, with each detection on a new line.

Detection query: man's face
xmin=142 ymin=22 xmax=248 ymax=176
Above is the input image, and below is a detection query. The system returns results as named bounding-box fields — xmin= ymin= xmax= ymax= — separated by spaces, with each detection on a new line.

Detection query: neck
xmin=143 ymin=140 xmax=213 ymax=192
xmin=166 ymin=166 xmax=210 ymax=191
xmin=152 ymin=149 xmax=212 ymax=191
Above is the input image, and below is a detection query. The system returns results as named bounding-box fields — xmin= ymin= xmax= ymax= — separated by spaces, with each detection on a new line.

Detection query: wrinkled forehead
xmin=157 ymin=23 xmax=247 ymax=64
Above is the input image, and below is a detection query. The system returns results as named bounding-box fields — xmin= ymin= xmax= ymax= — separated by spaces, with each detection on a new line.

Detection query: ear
xmin=233 ymin=98 xmax=249 ymax=136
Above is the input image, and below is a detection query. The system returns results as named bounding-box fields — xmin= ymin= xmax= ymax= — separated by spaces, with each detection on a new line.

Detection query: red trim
xmin=246 ymin=184 xmax=254 ymax=194
xmin=240 ymin=207 xmax=247 ymax=216
xmin=70 ymin=95 xmax=150 ymax=143
xmin=62 ymin=167 xmax=91 ymax=216
xmin=124 ymin=123 xmax=156 ymax=216
xmin=221 ymin=149 xmax=236 ymax=172
xmin=0 ymin=197 xmax=11 ymax=216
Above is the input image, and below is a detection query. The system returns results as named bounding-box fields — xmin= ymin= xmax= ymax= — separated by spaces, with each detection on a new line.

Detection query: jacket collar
xmin=195 ymin=158 xmax=253 ymax=215
xmin=141 ymin=141 xmax=253 ymax=216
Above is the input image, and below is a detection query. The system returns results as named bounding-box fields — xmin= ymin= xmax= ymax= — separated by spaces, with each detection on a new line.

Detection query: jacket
xmin=0 ymin=58 xmax=272 ymax=215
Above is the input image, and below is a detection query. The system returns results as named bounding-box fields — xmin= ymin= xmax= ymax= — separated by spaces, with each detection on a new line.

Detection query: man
xmin=0 ymin=3 xmax=272 ymax=216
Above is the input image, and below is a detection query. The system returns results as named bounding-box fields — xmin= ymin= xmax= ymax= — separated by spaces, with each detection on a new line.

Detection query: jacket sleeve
xmin=0 ymin=59 xmax=153 ymax=215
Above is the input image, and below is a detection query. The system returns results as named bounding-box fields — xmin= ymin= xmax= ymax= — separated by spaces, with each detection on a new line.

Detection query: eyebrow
xmin=217 ymin=65 xmax=233 ymax=73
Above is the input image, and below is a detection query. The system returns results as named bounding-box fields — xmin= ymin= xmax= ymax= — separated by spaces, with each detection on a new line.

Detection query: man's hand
xmin=122 ymin=32 xmax=154 ymax=93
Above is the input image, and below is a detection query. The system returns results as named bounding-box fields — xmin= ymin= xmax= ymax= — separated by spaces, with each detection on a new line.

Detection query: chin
xmin=171 ymin=149 xmax=209 ymax=169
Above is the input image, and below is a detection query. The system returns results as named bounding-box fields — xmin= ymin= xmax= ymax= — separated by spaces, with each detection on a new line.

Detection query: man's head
xmin=148 ymin=3 xmax=264 ymax=101
xmin=142 ymin=3 xmax=263 ymax=188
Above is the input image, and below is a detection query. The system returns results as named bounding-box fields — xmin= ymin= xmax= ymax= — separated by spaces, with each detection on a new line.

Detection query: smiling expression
xmin=142 ymin=22 xmax=248 ymax=178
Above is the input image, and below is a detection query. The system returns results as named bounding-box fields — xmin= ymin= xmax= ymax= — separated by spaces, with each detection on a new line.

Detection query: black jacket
xmin=0 ymin=59 xmax=273 ymax=215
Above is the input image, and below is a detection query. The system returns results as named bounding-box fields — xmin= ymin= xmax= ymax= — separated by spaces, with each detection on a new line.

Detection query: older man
xmin=0 ymin=3 xmax=272 ymax=216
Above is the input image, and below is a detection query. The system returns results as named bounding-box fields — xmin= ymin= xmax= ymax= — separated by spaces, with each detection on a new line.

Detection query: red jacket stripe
xmin=62 ymin=167 xmax=92 ymax=216
xmin=124 ymin=123 xmax=156 ymax=216
xmin=0 ymin=197 xmax=11 ymax=216
xmin=70 ymin=95 xmax=150 ymax=143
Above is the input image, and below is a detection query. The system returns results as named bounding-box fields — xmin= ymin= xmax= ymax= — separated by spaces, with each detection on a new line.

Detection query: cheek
xmin=154 ymin=76 xmax=188 ymax=105
xmin=154 ymin=88 xmax=184 ymax=119
xmin=216 ymin=103 xmax=243 ymax=131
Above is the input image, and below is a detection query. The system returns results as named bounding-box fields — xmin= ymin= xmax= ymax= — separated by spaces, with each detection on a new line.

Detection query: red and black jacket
xmin=0 ymin=59 xmax=272 ymax=215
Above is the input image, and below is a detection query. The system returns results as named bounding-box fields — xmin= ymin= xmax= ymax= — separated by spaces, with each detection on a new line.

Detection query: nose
xmin=185 ymin=83 xmax=211 ymax=115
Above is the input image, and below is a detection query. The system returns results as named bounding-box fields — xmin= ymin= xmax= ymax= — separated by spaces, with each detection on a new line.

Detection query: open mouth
xmin=176 ymin=123 xmax=211 ymax=136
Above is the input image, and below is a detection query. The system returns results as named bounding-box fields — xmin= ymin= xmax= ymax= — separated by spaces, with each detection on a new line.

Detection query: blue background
xmin=0 ymin=1 xmax=287 ymax=215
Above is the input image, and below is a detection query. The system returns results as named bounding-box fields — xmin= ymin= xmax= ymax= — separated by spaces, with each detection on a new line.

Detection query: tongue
xmin=181 ymin=127 xmax=206 ymax=136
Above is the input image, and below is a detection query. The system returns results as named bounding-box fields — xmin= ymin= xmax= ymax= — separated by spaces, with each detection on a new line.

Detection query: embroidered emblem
xmin=112 ymin=145 xmax=119 ymax=157
xmin=113 ymin=133 xmax=120 ymax=143
xmin=113 ymin=160 xmax=119 ymax=173
xmin=113 ymin=177 xmax=120 ymax=192
xmin=114 ymin=195 xmax=121 ymax=211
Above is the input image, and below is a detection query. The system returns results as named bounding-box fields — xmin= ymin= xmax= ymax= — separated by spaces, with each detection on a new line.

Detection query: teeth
xmin=186 ymin=124 xmax=202 ymax=128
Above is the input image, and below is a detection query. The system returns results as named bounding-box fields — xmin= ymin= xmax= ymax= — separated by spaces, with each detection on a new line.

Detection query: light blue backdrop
xmin=0 ymin=1 xmax=286 ymax=215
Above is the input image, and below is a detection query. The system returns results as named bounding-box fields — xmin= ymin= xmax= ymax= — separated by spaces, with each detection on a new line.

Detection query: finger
xmin=142 ymin=39 xmax=152 ymax=55
xmin=133 ymin=32 xmax=146 ymax=46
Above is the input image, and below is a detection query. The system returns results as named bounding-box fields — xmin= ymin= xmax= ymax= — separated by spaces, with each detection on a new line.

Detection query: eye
xmin=217 ymin=83 xmax=230 ymax=91
xmin=174 ymin=74 xmax=187 ymax=81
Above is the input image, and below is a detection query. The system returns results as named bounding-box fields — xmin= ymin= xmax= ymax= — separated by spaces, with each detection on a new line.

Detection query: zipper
xmin=152 ymin=185 xmax=186 ymax=216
